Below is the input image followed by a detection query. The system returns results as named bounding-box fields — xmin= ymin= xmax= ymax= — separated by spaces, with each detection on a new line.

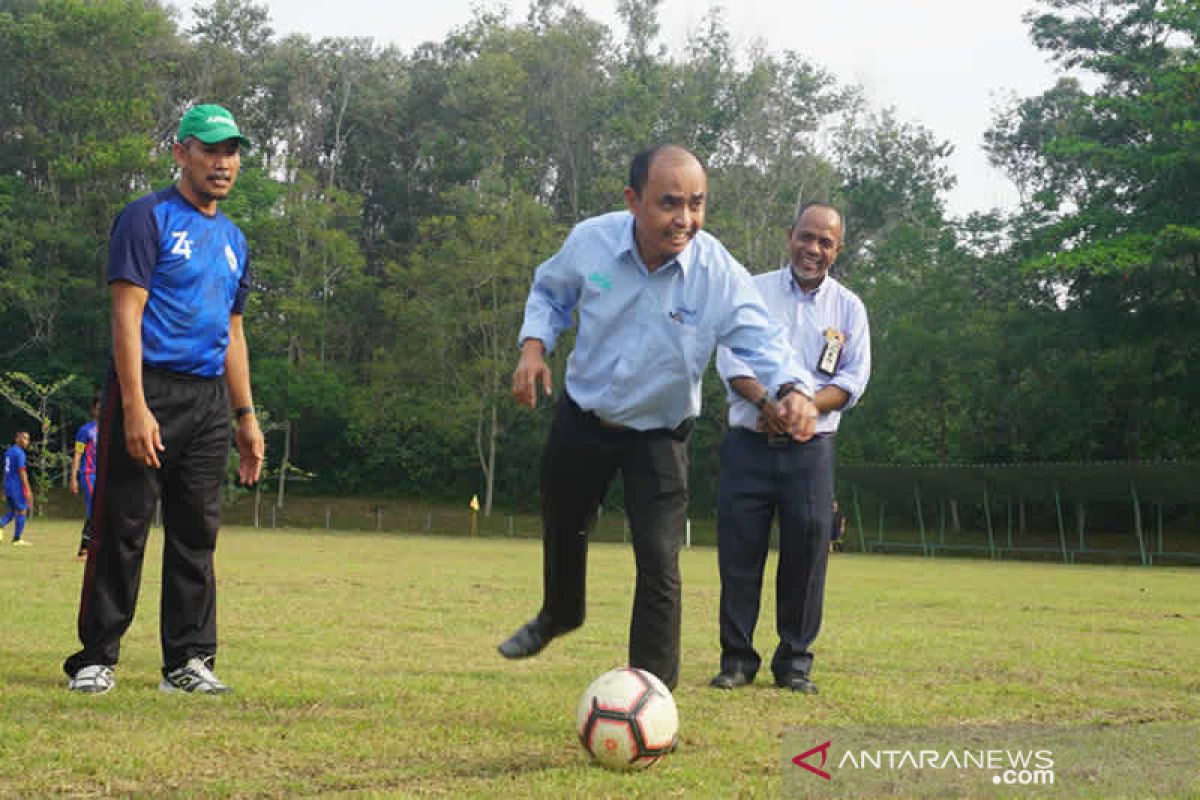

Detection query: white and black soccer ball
xmin=575 ymin=666 xmax=679 ymax=770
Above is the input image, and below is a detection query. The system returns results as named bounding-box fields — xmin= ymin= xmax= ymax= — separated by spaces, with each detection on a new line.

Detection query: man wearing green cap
xmin=64 ymin=103 xmax=264 ymax=696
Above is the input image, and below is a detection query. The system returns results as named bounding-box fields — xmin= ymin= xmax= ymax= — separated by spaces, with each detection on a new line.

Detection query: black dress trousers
xmin=537 ymin=395 xmax=689 ymax=689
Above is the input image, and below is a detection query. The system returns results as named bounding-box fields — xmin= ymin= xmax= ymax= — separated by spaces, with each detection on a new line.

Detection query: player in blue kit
xmin=70 ymin=392 xmax=100 ymax=560
xmin=1 ymin=431 xmax=34 ymax=546
xmin=64 ymin=104 xmax=264 ymax=695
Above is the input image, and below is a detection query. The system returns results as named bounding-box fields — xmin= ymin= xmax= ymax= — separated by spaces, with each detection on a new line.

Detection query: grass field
xmin=0 ymin=519 xmax=1196 ymax=798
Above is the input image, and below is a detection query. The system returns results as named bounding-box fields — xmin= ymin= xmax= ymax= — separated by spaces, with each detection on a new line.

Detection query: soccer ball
xmin=575 ymin=666 xmax=679 ymax=770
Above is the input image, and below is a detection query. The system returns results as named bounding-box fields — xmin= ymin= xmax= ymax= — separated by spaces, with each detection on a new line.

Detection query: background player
xmin=2 ymin=431 xmax=34 ymax=546
xmin=70 ymin=392 xmax=100 ymax=559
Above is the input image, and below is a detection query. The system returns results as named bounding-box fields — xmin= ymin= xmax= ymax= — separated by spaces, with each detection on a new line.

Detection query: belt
xmin=733 ymin=426 xmax=834 ymax=448
xmin=595 ymin=417 xmax=632 ymax=432
xmin=567 ymin=394 xmax=695 ymax=441
xmin=758 ymin=417 xmax=795 ymax=449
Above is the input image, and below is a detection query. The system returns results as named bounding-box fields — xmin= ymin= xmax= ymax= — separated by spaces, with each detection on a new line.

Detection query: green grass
xmin=1 ymin=520 xmax=1197 ymax=797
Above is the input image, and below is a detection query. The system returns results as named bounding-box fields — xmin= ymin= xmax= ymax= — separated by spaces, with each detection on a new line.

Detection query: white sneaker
xmin=159 ymin=657 xmax=231 ymax=694
xmin=68 ymin=664 xmax=115 ymax=694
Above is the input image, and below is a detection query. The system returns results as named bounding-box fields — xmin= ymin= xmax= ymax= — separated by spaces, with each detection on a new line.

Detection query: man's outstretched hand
xmin=512 ymin=340 xmax=553 ymax=409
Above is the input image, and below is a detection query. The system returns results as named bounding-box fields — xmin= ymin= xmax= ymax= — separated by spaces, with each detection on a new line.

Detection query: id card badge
xmin=817 ymin=328 xmax=845 ymax=376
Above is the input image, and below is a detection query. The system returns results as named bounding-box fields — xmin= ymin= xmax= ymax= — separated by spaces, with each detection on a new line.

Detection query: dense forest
xmin=1 ymin=0 xmax=1197 ymax=515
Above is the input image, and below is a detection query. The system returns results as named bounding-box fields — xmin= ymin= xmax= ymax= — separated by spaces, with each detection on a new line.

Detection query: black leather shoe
xmin=709 ymin=670 xmax=753 ymax=690
xmin=775 ymin=673 xmax=818 ymax=694
xmin=497 ymin=618 xmax=555 ymax=659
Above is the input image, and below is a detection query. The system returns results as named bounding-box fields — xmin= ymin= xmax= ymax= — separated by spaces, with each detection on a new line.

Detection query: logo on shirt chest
xmin=225 ymin=244 xmax=238 ymax=272
xmin=170 ymin=231 xmax=194 ymax=259
xmin=587 ymin=272 xmax=613 ymax=291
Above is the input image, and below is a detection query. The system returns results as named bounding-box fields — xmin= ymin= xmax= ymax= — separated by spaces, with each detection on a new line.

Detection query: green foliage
xmin=981 ymin=0 xmax=1200 ymax=461
xmin=995 ymin=1 xmax=1198 ymax=272
xmin=387 ymin=183 xmax=565 ymax=510
xmin=0 ymin=371 xmax=74 ymax=512
xmin=3 ymin=0 xmax=1198 ymax=510
xmin=0 ymin=1 xmax=180 ymax=370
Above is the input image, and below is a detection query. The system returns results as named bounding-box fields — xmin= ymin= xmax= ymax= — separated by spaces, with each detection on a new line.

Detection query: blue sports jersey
xmin=75 ymin=420 xmax=98 ymax=478
xmin=3 ymin=445 xmax=26 ymax=496
xmin=108 ymin=185 xmax=251 ymax=377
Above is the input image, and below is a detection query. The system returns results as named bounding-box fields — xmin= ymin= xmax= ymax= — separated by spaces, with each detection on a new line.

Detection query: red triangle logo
xmin=792 ymin=740 xmax=832 ymax=780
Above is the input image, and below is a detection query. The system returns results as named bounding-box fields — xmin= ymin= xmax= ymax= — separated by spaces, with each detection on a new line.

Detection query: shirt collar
xmin=621 ymin=214 xmax=692 ymax=276
xmin=786 ymin=267 xmax=830 ymax=299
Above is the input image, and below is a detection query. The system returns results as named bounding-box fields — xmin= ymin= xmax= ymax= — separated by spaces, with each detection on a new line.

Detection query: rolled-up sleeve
xmin=830 ymin=295 xmax=871 ymax=409
xmin=716 ymin=268 xmax=815 ymax=397
xmin=716 ymin=344 xmax=752 ymax=383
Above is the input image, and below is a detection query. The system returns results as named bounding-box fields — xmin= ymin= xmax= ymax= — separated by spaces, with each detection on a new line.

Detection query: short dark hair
xmin=793 ymin=201 xmax=845 ymax=238
xmin=628 ymin=144 xmax=702 ymax=196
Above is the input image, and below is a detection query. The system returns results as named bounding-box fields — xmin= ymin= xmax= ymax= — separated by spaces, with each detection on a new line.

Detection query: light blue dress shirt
xmin=519 ymin=211 xmax=813 ymax=431
xmin=718 ymin=268 xmax=870 ymax=435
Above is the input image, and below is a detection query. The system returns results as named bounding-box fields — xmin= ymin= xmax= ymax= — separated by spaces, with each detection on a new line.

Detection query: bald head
xmin=628 ymin=145 xmax=704 ymax=198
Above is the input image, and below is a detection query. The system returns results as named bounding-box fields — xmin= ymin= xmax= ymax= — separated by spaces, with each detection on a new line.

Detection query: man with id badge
xmin=709 ymin=202 xmax=870 ymax=695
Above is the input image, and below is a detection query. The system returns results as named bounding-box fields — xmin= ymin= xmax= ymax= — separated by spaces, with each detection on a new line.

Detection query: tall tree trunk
xmin=485 ymin=402 xmax=497 ymax=517
xmin=475 ymin=401 xmax=498 ymax=518
xmin=276 ymin=420 xmax=291 ymax=509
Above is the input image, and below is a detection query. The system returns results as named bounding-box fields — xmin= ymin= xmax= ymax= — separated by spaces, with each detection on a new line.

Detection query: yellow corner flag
xmin=470 ymin=495 xmax=480 ymax=512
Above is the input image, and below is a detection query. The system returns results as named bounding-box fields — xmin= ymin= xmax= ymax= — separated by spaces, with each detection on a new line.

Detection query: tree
xmin=225 ymin=164 xmax=366 ymax=499
xmin=0 ymin=1 xmax=181 ymax=372
xmin=0 ymin=371 xmax=75 ymax=513
xmin=833 ymin=104 xmax=957 ymax=280
xmin=985 ymin=0 xmax=1200 ymax=460
xmin=706 ymin=49 xmax=847 ymax=272
xmin=616 ymin=0 xmax=665 ymax=66
xmin=184 ymin=0 xmax=274 ymax=116
xmin=393 ymin=182 xmax=564 ymax=514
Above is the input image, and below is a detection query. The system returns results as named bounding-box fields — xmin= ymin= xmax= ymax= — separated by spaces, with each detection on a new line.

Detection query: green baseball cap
xmin=177 ymin=104 xmax=251 ymax=148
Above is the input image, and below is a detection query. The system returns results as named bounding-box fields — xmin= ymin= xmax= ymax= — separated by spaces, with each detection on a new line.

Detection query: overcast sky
xmin=170 ymin=0 xmax=1063 ymax=217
